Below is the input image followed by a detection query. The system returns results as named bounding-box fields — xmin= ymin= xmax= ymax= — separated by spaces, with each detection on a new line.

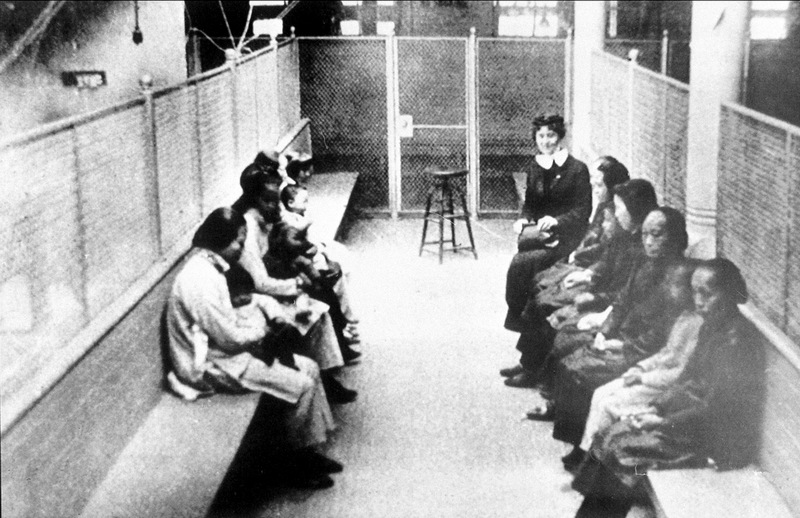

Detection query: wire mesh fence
xmin=718 ymin=104 xmax=800 ymax=344
xmin=298 ymin=38 xmax=389 ymax=211
xmin=604 ymin=38 xmax=690 ymax=83
xmin=589 ymin=49 xmax=688 ymax=212
xmin=478 ymin=38 xmax=566 ymax=213
xmin=0 ymin=40 xmax=302 ymax=432
xmin=397 ymin=38 xmax=467 ymax=212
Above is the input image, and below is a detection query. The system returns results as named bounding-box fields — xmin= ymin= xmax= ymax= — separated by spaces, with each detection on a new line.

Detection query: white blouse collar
xmin=535 ymin=147 xmax=569 ymax=169
xmin=199 ymin=249 xmax=230 ymax=273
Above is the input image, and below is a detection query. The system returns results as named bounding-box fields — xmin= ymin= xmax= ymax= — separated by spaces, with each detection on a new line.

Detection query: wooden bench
xmin=646 ymin=467 xmax=793 ymax=518
xmin=76 ymin=170 xmax=358 ymax=518
xmin=638 ymin=300 xmax=800 ymax=518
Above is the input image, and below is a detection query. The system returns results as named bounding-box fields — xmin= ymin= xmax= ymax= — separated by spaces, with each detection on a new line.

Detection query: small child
xmin=279 ymin=184 xmax=360 ymax=341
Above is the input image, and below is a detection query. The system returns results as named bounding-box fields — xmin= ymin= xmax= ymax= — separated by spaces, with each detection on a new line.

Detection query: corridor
xmin=215 ymin=219 xmax=584 ymax=517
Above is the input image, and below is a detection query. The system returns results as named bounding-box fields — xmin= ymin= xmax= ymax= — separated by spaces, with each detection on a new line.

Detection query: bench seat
xmin=79 ymin=393 xmax=261 ymax=518
xmin=77 ymin=171 xmax=359 ymax=518
xmin=647 ymin=467 xmax=793 ymax=518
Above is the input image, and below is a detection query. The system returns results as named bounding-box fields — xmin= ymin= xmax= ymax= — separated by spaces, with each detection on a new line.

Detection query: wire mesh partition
xmin=0 ymin=41 xmax=302 ymax=433
xmin=718 ymin=104 xmax=800 ymax=343
xmin=397 ymin=38 xmax=467 ymax=212
xmin=477 ymin=38 xmax=566 ymax=213
xmin=298 ymin=38 xmax=389 ymax=211
xmin=590 ymin=50 xmax=688 ymax=211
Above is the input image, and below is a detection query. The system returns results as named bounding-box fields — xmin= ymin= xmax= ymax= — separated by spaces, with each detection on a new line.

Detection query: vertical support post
xmin=685 ymin=1 xmax=750 ymax=257
xmin=226 ymin=49 xmax=240 ymax=170
xmin=70 ymin=126 xmax=91 ymax=321
xmin=783 ymin=130 xmax=792 ymax=331
xmin=140 ymin=74 xmax=163 ymax=255
xmin=191 ymin=32 xmax=202 ymax=77
xmin=386 ymin=29 xmax=400 ymax=218
xmin=660 ymin=29 xmax=669 ymax=76
xmin=385 ymin=30 xmax=397 ymax=218
xmin=467 ymin=27 xmax=478 ymax=218
xmin=564 ymin=27 xmax=573 ymax=134
xmin=272 ymin=39 xmax=282 ymax=136
xmin=741 ymin=32 xmax=751 ymax=105
xmin=572 ymin=1 xmax=605 ymax=157
xmin=193 ymin=80 xmax=205 ymax=217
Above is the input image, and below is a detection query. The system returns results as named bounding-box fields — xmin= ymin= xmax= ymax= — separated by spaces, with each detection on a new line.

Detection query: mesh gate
xmin=298 ymin=38 xmax=389 ymax=211
xmin=397 ymin=38 xmax=468 ymax=212
xmin=477 ymin=38 xmax=566 ymax=213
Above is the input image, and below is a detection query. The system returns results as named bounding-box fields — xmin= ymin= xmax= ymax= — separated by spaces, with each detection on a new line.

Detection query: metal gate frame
xmin=299 ymin=31 xmax=571 ymax=219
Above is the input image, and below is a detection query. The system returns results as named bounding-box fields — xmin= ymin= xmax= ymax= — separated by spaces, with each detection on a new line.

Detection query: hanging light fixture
xmin=132 ymin=0 xmax=143 ymax=44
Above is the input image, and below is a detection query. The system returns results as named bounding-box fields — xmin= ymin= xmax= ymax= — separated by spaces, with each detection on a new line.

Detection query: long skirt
xmin=504 ymin=246 xmax=568 ymax=332
xmin=240 ymin=354 xmax=335 ymax=450
xmin=574 ymin=419 xmax=696 ymax=496
xmin=579 ymin=378 xmax=669 ymax=451
xmin=552 ymin=346 xmax=632 ymax=445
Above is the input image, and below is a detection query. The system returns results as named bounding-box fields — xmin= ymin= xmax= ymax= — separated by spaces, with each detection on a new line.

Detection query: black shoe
xmin=284 ymin=472 xmax=335 ymax=490
xmin=562 ymin=446 xmax=587 ymax=472
xmin=341 ymin=345 xmax=362 ymax=364
xmin=323 ymin=376 xmax=358 ymax=404
xmin=302 ymin=451 xmax=344 ymax=474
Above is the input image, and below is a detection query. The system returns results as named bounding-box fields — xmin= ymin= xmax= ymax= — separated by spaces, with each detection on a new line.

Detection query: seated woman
xmin=571 ymin=259 xmax=764 ymax=518
xmin=576 ymin=307 xmax=703 ymax=457
xmin=232 ymin=159 xmax=357 ymax=403
xmin=505 ymin=114 xmax=592 ymax=331
xmin=165 ymin=207 xmax=342 ymax=489
xmin=537 ymin=208 xmax=693 ymax=465
xmin=533 ymin=155 xmax=630 ymax=300
xmin=502 ymin=114 xmax=592 ymax=382
xmin=505 ymin=179 xmax=657 ymax=388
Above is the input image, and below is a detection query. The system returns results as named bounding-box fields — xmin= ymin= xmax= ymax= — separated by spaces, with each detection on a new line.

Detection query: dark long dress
xmin=534 ymin=228 xmax=646 ymax=394
xmin=551 ymin=256 xmax=694 ymax=446
xmin=504 ymin=154 xmax=592 ymax=332
xmin=572 ymin=311 xmax=764 ymax=500
xmin=504 ymin=154 xmax=591 ymax=371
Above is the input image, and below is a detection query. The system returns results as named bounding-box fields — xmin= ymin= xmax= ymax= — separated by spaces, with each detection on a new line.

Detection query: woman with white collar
xmin=503 ymin=114 xmax=592 ymax=387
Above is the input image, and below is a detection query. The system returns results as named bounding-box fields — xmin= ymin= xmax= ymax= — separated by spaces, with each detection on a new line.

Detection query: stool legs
xmin=419 ymin=183 xmax=436 ymax=257
xmin=418 ymin=175 xmax=477 ymax=263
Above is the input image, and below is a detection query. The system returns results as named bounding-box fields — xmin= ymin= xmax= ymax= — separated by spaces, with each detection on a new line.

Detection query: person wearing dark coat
xmin=501 ymin=114 xmax=592 ymax=385
xmin=505 ymin=179 xmax=657 ymax=389
xmin=571 ymin=258 xmax=764 ymax=518
xmin=539 ymin=208 xmax=693 ymax=465
xmin=533 ymin=156 xmax=631 ymax=310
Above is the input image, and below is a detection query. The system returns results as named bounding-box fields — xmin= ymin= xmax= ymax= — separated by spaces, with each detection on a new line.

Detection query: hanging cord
xmin=235 ymin=4 xmax=254 ymax=54
xmin=218 ymin=0 xmax=236 ymax=49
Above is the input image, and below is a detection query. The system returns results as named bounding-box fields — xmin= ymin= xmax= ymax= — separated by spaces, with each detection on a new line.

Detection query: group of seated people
xmin=502 ymin=114 xmax=764 ymax=517
xmin=165 ymin=150 xmax=361 ymax=490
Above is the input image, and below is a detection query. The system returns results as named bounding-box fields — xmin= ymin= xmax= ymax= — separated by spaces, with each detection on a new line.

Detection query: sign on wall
xmin=61 ymin=71 xmax=107 ymax=89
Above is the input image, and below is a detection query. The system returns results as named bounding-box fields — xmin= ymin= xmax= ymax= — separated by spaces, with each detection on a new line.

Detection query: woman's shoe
xmin=499 ymin=364 xmax=525 ymax=378
xmin=561 ymin=446 xmax=587 ymax=472
xmin=525 ymin=402 xmax=555 ymax=421
xmin=504 ymin=369 xmax=540 ymax=388
xmin=322 ymin=375 xmax=358 ymax=404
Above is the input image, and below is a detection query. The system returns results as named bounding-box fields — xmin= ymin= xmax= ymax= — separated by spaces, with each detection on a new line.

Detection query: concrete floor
xmin=215 ymin=218 xmax=585 ymax=517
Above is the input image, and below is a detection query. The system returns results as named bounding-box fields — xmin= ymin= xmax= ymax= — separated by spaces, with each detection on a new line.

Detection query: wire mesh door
xmin=477 ymin=38 xmax=567 ymax=214
xmin=298 ymin=38 xmax=389 ymax=211
xmin=397 ymin=38 xmax=469 ymax=212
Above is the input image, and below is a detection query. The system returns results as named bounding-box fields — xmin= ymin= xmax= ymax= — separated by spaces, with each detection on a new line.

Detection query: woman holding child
xmin=231 ymin=157 xmax=358 ymax=402
xmin=166 ymin=207 xmax=342 ymax=489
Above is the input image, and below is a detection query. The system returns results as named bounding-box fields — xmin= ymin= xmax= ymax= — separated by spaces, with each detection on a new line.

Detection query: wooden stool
xmin=418 ymin=168 xmax=478 ymax=264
